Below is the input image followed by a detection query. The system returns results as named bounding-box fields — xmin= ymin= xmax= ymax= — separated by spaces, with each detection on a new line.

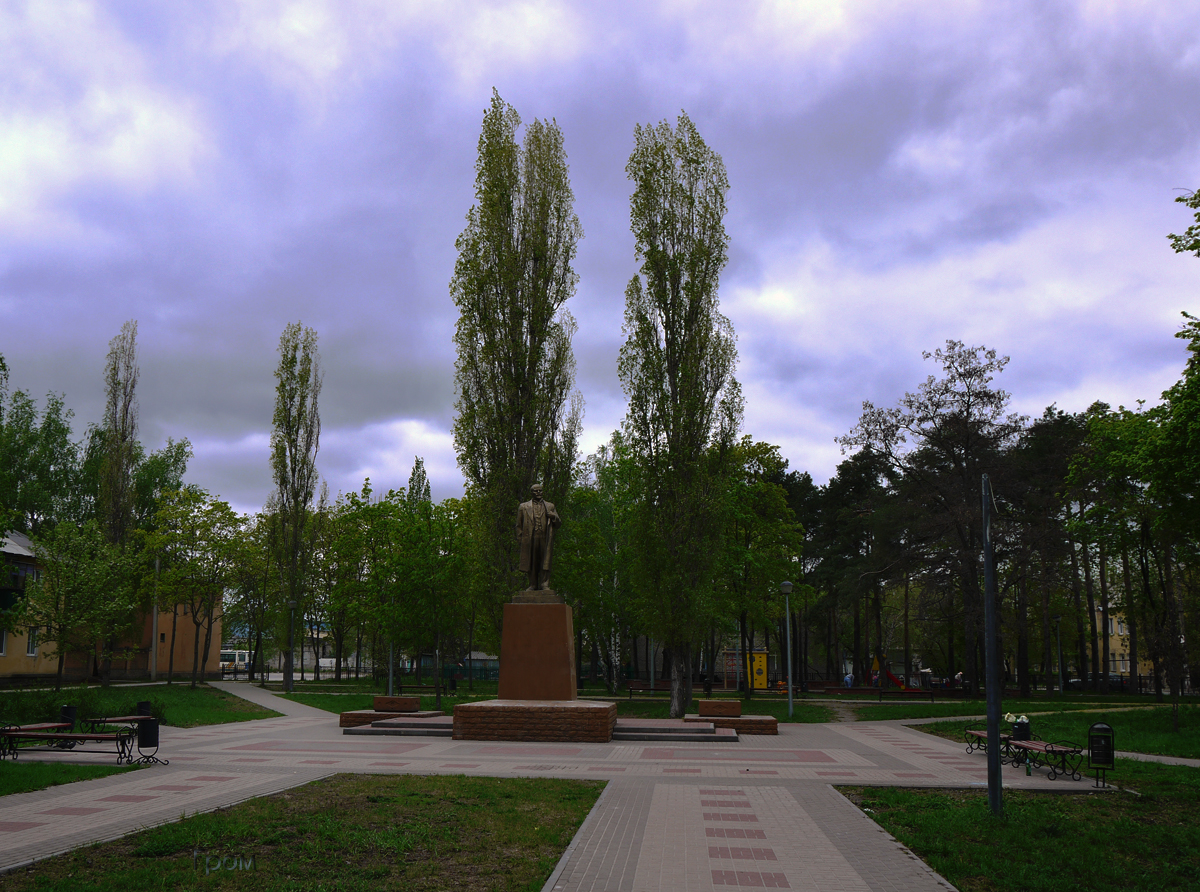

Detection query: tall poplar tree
xmin=450 ymin=90 xmax=583 ymax=625
xmin=619 ymin=112 xmax=742 ymax=717
xmin=99 ymin=320 xmax=139 ymax=546
xmin=271 ymin=322 xmax=321 ymax=688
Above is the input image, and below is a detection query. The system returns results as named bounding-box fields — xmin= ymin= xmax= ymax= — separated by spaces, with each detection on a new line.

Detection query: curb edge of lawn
xmin=0 ymin=771 xmax=338 ymax=878
xmin=540 ymin=781 xmax=614 ymax=892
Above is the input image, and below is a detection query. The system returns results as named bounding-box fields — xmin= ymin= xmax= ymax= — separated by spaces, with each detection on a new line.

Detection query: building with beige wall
xmin=1 ymin=531 xmax=221 ymax=685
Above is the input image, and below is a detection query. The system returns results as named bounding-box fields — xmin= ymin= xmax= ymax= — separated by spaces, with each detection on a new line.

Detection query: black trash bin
xmin=138 ymin=717 xmax=159 ymax=750
xmin=135 ymin=716 xmax=168 ymax=765
xmin=59 ymin=704 xmax=77 ymax=731
xmin=1013 ymin=720 xmax=1032 ymax=741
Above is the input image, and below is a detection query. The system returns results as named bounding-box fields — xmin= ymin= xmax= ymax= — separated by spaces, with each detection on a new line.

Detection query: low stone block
xmin=698 ymin=699 xmax=742 ymax=717
xmin=684 ymin=714 xmax=777 ymax=735
xmin=373 ymin=696 xmax=420 ymax=712
xmin=340 ymin=710 xmax=409 ymax=728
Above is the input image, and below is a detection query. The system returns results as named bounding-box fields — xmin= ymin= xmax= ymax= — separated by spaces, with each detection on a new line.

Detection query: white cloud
xmin=0 ymin=1 xmax=210 ymax=240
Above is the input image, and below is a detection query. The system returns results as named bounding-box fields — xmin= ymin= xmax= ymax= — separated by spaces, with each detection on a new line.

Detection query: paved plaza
xmin=0 ymin=683 xmax=1106 ymax=890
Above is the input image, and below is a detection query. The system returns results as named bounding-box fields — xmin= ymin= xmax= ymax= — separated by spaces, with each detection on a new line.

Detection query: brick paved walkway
xmin=0 ymin=683 xmax=1111 ymax=889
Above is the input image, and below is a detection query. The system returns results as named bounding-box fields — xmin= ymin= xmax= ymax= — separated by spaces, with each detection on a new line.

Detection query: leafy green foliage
xmin=270 ymin=321 xmax=322 ymax=673
xmin=451 ymin=90 xmax=583 ymax=634
xmin=619 ymin=111 xmax=741 ymax=717
xmin=23 ymin=519 xmax=140 ymax=689
xmin=1167 ymin=188 xmax=1200 ymax=258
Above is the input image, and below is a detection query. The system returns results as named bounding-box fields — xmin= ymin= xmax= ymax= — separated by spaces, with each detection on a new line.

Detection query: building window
xmin=1118 ymin=620 xmax=1126 ymax=636
xmin=1107 ymin=618 xmax=1114 ymax=636
xmin=160 ymin=632 xmax=166 ymax=643
xmin=26 ymin=627 xmax=38 ymax=657
xmin=0 ymin=628 xmax=6 ymax=655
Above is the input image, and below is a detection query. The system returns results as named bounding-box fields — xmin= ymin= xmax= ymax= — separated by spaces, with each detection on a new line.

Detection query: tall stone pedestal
xmin=453 ymin=596 xmax=616 ymax=742
xmin=497 ymin=600 xmax=577 ymax=701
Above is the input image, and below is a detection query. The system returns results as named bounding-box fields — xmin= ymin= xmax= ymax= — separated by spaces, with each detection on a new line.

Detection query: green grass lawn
xmin=3 ymin=773 xmax=604 ymax=892
xmin=282 ymin=689 xmax=837 ymax=723
xmin=280 ymin=690 xmax=500 ymax=714
xmin=616 ymin=697 xmax=836 ymax=723
xmin=916 ymin=703 xmax=1200 ymax=760
xmin=842 ymin=758 xmax=1200 ymax=892
xmin=0 ymin=683 xmax=281 ymax=729
xmin=0 ymin=761 xmax=138 ymax=797
xmin=854 ymin=697 xmax=1137 ymax=722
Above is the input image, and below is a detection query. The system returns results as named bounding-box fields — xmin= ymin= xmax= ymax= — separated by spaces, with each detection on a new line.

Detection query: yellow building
xmin=1 ymin=531 xmax=222 ymax=684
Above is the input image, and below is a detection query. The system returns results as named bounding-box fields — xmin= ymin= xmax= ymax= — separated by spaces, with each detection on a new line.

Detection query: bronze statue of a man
xmin=515 ymin=483 xmax=561 ymax=591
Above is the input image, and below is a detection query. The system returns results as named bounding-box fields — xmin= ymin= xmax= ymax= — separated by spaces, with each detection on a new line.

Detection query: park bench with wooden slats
xmin=1007 ymin=738 xmax=1083 ymax=781
xmin=964 ymin=726 xmax=1013 ymax=758
xmin=626 ymin=679 xmax=673 ymax=698
xmin=0 ymin=722 xmax=137 ymax=764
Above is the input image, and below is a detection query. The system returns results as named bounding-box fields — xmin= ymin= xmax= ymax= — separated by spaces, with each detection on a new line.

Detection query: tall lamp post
xmin=781 ymin=581 xmax=794 ymax=718
xmin=286 ymin=600 xmax=296 ymax=693
xmin=1054 ymin=614 xmax=1064 ymax=695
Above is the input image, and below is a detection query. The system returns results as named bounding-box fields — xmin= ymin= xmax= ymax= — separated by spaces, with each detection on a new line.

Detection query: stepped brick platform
xmin=697 ymin=699 xmax=742 ymax=717
xmin=339 ymin=708 xmax=442 ymax=728
xmin=344 ymin=715 xmax=453 ymax=737
xmin=683 ymin=713 xmax=778 ymax=734
xmin=613 ymin=717 xmax=739 ymax=742
xmin=340 ymin=694 xmax=437 ymax=728
xmin=374 ymin=696 xmax=420 ymax=712
xmin=453 ymin=700 xmax=617 ymax=742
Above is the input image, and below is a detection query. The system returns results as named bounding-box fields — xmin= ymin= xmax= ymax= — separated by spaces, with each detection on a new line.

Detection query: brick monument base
xmin=452 ymin=699 xmax=617 ymax=742
xmin=452 ymin=596 xmax=616 ymax=742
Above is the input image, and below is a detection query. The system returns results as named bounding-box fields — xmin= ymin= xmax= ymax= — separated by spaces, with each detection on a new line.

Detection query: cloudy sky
xmin=3 ymin=0 xmax=1199 ymax=513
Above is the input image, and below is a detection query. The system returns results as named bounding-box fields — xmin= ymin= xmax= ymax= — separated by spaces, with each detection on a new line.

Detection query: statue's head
xmin=531 ymin=483 xmax=543 ymax=501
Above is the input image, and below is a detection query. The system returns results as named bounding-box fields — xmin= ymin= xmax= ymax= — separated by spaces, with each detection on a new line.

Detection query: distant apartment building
xmin=0 ymin=530 xmax=221 ymax=684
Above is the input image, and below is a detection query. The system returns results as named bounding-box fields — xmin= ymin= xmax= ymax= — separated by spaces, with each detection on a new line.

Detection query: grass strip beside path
xmin=0 ymin=762 xmax=137 ymax=797
xmin=841 ymin=759 xmax=1200 ymax=892
xmin=915 ymin=704 xmax=1200 ymax=760
xmin=854 ymin=698 xmax=1138 ymax=722
xmin=4 ymin=773 xmax=604 ymax=892
xmin=282 ymin=691 xmax=836 ymax=723
xmin=0 ymin=684 xmax=281 ymax=729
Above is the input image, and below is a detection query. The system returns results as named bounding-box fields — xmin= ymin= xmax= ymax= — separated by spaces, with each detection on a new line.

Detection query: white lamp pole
xmin=781 ymin=581 xmax=794 ymax=718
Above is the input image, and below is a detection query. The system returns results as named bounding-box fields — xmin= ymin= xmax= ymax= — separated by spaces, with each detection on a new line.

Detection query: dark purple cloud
xmin=2 ymin=1 xmax=1198 ymax=512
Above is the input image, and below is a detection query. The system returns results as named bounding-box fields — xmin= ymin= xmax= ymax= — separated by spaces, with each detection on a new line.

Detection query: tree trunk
xmin=669 ymin=643 xmax=691 ymax=718
xmin=1099 ymin=540 xmax=1110 ymax=694
xmin=740 ymin=611 xmax=752 ymax=700
xmin=852 ymin=596 xmax=863 ymax=686
xmin=199 ymin=606 xmax=214 ymax=682
xmin=1122 ymin=545 xmax=1137 ymax=692
xmin=1067 ymin=515 xmax=1088 ymax=688
xmin=167 ymin=605 xmax=179 ymax=684
xmin=1041 ymin=576 xmax=1053 ymax=691
xmin=1017 ymin=573 xmax=1030 ymax=697
xmin=947 ymin=585 xmax=956 ymax=685
xmin=1082 ymin=530 xmax=1100 ymax=690
xmin=1162 ymin=545 xmax=1183 ymax=731
xmin=190 ymin=608 xmax=202 ymax=688
xmin=704 ymin=626 xmax=715 ymax=698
